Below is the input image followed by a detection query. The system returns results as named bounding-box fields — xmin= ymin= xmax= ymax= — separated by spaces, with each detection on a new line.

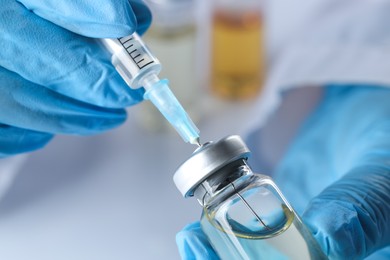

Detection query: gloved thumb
xmin=302 ymin=165 xmax=390 ymax=259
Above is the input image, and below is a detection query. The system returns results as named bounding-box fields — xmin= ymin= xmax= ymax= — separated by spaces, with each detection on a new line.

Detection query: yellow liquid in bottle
xmin=211 ymin=10 xmax=265 ymax=100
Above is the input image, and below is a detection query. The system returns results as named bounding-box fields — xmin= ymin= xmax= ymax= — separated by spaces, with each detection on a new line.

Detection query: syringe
xmin=101 ymin=33 xmax=200 ymax=146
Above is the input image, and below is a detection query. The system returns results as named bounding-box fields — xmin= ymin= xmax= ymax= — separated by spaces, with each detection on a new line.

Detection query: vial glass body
xmin=194 ymin=161 xmax=327 ymax=260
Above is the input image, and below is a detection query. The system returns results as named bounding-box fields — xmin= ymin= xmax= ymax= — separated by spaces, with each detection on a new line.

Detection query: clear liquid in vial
xmin=200 ymin=205 xmax=322 ymax=260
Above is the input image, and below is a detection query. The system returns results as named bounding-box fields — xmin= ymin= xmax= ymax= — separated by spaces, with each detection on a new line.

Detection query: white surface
xmin=0 ymin=155 xmax=27 ymax=201
xmin=0 ymin=99 xmax=256 ymax=260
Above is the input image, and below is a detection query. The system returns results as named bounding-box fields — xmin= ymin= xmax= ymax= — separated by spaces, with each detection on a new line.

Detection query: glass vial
xmin=210 ymin=0 xmax=266 ymax=100
xmin=137 ymin=0 xmax=200 ymax=132
xmin=174 ymin=136 xmax=327 ymax=259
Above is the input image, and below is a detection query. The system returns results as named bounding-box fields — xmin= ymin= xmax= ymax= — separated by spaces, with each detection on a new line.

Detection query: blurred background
xmin=0 ymin=0 xmax=267 ymax=259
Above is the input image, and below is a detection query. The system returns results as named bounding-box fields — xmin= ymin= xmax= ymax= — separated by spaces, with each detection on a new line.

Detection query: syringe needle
xmin=144 ymin=79 xmax=200 ymax=144
xmin=192 ymin=137 xmax=201 ymax=147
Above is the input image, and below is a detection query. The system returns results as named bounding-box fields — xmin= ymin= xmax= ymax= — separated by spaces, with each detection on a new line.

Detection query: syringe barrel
xmin=100 ymin=33 xmax=200 ymax=144
xmin=100 ymin=33 xmax=162 ymax=89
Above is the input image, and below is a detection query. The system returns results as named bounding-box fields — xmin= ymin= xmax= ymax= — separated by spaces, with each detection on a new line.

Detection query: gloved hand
xmin=176 ymin=86 xmax=390 ymax=259
xmin=0 ymin=0 xmax=151 ymax=157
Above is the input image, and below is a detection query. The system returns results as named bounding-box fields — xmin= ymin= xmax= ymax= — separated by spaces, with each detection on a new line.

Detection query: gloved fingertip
xmin=182 ymin=221 xmax=202 ymax=231
xmin=136 ymin=22 xmax=151 ymax=36
xmin=25 ymin=132 xmax=54 ymax=151
xmin=129 ymin=0 xmax=152 ymax=35
xmin=0 ymin=125 xmax=54 ymax=157
xmin=123 ymin=86 xmax=145 ymax=106
xmin=176 ymin=222 xmax=218 ymax=260
xmin=95 ymin=75 xmax=145 ymax=108
xmin=74 ymin=0 xmax=152 ymax=38
xmin=87 ymin=8 xmax=138 ymax=38
xmin=66 ymin=10 xmax=137 ymax=38
xmin=176 ymin=230 xmax=198 ymax=260
xmin=303 ymin=199 xmax=365 ymax=259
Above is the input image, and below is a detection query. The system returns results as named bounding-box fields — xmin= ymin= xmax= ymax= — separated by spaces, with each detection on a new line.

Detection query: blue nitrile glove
xmin=176 ymin=86 xmax=390 ymax=259
xmin=176 ymin=222 xmax=219 ymax=260
xmin=0 ymin=0 xmax=151 ymax=157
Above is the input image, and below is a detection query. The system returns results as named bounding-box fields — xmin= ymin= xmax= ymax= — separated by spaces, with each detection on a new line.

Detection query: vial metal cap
xmin=173 ymin=135 xmax=251 ymax=198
